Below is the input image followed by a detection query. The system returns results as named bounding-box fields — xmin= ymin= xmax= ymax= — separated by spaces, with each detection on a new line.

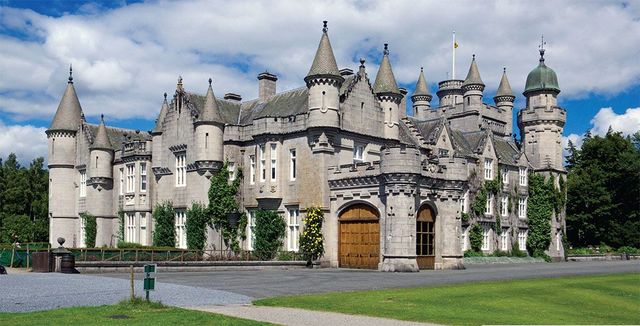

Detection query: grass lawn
xmin=255 ymin=273 xmax=640 ymax=325
xmin=0 ymin=299 xmax=271 ymax=326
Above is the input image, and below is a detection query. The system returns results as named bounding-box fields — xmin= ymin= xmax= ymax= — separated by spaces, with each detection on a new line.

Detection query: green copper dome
xmin=524 ymin=50 xmax=560 ymax=94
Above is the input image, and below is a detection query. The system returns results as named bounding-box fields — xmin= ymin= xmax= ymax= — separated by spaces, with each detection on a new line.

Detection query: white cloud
xmin=0 ymin=0 xmax=639 ymax=124
xmin=0 ymin=120 xmax=48 ymax=165
xmin=590 ymin=107 xmax=640 ymax=136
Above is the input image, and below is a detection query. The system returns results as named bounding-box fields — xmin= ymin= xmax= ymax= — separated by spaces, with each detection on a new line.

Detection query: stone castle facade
xmin=47 ymin=22 xmax=567 ymax=271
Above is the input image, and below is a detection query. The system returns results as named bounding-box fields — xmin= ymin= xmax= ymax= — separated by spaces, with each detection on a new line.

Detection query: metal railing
xmin=71 ymin=248 xmax=308 ymax=263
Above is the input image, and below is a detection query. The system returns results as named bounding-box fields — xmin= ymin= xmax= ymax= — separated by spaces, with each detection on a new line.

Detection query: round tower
xmin=411 ymin=67 xmax=432 ymax=119
xmin=87 ymin=115 xmax=114 ymax=246
xmin=461 ymin=55 xmax=485 ymax=109
xmin=194 ymin=78 xmax=224 ymax=163
xmin=373 ymin=44 xmax=403 ymax=140
xmin=493 ymin=68 xmax=516 ymax=136
xmin=305 ymin=21 xmax=344 ymax=129
xmin=46 ymin=66 xmax=83 ymax=247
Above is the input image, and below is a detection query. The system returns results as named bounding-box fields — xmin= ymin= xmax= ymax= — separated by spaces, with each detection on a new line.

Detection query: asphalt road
xmin=100 ymin=260 xmax=640 ymax=299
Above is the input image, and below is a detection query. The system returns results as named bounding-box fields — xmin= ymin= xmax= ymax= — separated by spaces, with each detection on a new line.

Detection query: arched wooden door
xmin=338 ymin=204 xmax=380 ymax=269
xmin=416 ymin=205 xmax=436 ymax=269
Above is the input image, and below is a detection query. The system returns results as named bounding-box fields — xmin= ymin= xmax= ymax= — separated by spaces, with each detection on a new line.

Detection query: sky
xmin=0 ymin=0 xmax=639 ymax=164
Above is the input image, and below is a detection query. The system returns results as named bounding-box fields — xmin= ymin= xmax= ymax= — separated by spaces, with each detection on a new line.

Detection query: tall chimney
xmin=257 ymin=72 xmax=277 ymax=101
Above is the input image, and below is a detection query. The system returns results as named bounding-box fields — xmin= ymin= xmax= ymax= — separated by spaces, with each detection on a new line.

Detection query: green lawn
xmin=0 ymin=299 xmax=270 ymax=326
xmin=255 ymin=273 xmax=640 ymax=325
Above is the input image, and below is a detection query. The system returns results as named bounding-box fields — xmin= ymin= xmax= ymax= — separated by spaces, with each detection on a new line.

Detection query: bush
xmin=81 ymin=212 xmax=97 ymax=248
xmin=299 ymin=206 xmax=325 ymax=262
xmin=116 ymin=241 xmax=177 ymax=250
xmin=253 ymin=210 xmax=285 ymax=260
xmin=464 ymin=250 xmax=483 ymax=257
xmin=152 ymin=202 xmax=175 ymax=247
xmin=186 ymin=203 xmax=208 ymax=251
xmin=617 ymin=246 xmax=640 ymax=254
xmin=510 ymin=243 xmax=528 ymax=257
xmin=469 ymin=224 xmax=483 ymax=252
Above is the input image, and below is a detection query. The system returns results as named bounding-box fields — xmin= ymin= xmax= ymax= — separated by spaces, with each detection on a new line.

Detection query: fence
xmin=0 ymin=243 xmax=52 ymax=268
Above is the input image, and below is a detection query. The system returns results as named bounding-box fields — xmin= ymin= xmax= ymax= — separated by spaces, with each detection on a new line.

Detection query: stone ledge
xmin=463 ymin=256 xmax=545 ymax=265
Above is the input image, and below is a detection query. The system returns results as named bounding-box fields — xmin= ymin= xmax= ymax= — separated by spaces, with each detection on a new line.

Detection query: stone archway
xmin=338 ymin=203 xmax=380 ymax=269
xmin=416 ymin=205 xmax=436 ymax=269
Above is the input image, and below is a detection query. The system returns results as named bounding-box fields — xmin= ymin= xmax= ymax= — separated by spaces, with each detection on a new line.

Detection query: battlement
xmin=380 ymin=146 xmax=422 ymax=174
xmin=518 ymin=105 xmax=566 ymax=126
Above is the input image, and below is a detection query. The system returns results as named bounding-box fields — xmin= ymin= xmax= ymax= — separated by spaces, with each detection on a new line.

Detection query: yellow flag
xmin=454 ymin=41 xmax=459 ymax=49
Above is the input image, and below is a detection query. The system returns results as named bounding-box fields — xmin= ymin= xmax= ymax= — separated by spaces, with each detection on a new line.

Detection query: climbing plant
xmin=117 ymin=209 xmax=124 ymax=241
xmin=186 ymin=202 xmax=209 ymax=251
xmin=80 ymin=212 xmax=97 ymax=248
xmin=152 ymin=201 xmax=175 ymax=247
xmin=253 ymin=210 xmax=286 ymax=260
xmin=208 ymin=161 xmax=246 ymax=252
xmin=299 ymin=205 xmax=325 ymax=262
xmin=526 ymin=173 xmax=555 ymax=259
xmin=469 ymin=223 xmax=483 ymax=252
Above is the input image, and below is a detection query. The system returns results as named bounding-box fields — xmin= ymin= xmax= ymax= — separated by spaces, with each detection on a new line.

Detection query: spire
xmin=538 ymin=35 xmax=546 ymax=64
xmin=91 ymin=114 xmax=112 ymax=150
xmin=462 ymin=54 xmax=484 ymax=87
xmin=306 ymin=21 xmax=341 ymax=78
xmin=199 ymin=78 xmax=223 ymax=123
xmin=154 ymin=92 xmax=169 ymax=132
xmin=373 ymin=43 xmax=401 ymax=95
xmin=496 ymin=67 xmax=514 ymax=98
xmin=413 ymin=67 xmax=431 ymax=97
xmin=49 ymin=67 xmax=83 ymax=131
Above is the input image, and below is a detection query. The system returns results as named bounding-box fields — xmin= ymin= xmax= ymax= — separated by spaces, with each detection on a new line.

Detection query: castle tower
xmin=305 ymin=21 xmax=344 ymax=129
xmin=46 ymin=66 xmax=83 ymax=246
xmin=373 ymin=44 xmax=403 ymax=140
xmin=518 ymin=45 xmax=566 ymax=172
xmin=87 ymin=115 xmax=114 ymax=246
xmin=150 ymin=93 xmax=169 ymax=168
xmin=194 ymin=78 xmax=225 ymax=164
xmin=461 ymin=55 xmax=485 ymax=110
xmin=411 ymin=67 xmax=432 ymax=120
xmin=493 ymin=68 xmax=516 ymax=136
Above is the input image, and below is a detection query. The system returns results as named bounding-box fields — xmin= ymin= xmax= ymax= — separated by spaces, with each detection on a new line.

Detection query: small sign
xmin=144 ymin=264 xmax=157 ymax=274
xmin=143 ymin=277 xmax=155 ymax=291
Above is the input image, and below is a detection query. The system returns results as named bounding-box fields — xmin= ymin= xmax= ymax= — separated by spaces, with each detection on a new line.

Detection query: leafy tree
xmin=186 ymin=202 xmax=208 ymax=251
xmin=81 ymin=212 xmax=97 ymax=248
xmin=152 ymin=201 xmax=176 ymax=247
xmin=469 ymin=224 xmax=483 ymax=252
xmin=299 ymin=206 xmax=324 ymax=262
xmin=208 ymin=161 xmax=246 ymax=252
xmin=253 ymin=210 xmax=285 ymax=260
xmin=566 ymin=131 xmax=640 ymax=248
xmin=1 ymin=215 xmax=32 ymax=243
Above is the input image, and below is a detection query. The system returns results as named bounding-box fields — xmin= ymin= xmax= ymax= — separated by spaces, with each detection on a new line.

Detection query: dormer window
xmin=484 ymin=158 xmax=493 ymax=180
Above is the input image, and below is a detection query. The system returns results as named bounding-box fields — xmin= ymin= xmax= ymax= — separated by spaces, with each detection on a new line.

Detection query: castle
xmin=47 ymin=22 xmax=566 ymax=271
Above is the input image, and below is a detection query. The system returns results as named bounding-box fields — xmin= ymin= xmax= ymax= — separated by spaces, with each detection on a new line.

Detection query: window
xmin=270 ymin=143 xmax=277 ymax=181
xmin=556 ymin=232 xmax=561 ymax=251
xmin=125 ymin=212 xmax=136 ymax=243
xmin=519 ymin=167 xmax=528 ymax=186
xmin=353 ymin=145 xmax=364 ymax=162
xmin=439 ymin=148 xmax=449 ymax=157
xmin=481 ymin=227 xmax=490 ymax=251
xmin=247 ymin=210 xmax=256 ymax=250
xmin=126 ymin=164 xmax=135 ymax=193
xmin=119 ymin=168 xmax=124 ymax=195
xmin=501 ymin=196 xmax=508 ymax=217
xmin=485 ymin=192 xmax=493 ymax=215
xmin=259 ymin=145 xmax=266 ymax=182
xmin=290 ymin=149 xmax=297 ymax=181
xmin=501 ymin=168 xmax=509 ymax=185
xmin=518 ymin=197 xmax=527 ymax=219
xmin=518 ymin=230 xmax=527 ymax=251
xmin=461 ymin=227 xmax=468 ymax=251
xmin=79 ymin=170 xmax=86 ymax=197
xmin=249 ymin=155 xmax=256 ymax=184
xmin=228 ymin=162 xmax=236 ymax=181
xmin=501 ymin=231 xmax=508 ymax=251
xmin=461 ymin=191 xmax=469 ymax=213
xmin=484 ymin=158 xmax=493 ymax=180
xmin=287 ymin=207 xmax=300 ymax=251
xmin=175 ymin=210 xmax=186 ymax=249
xmin=175 ymin=153 xmax=186 ymax=187
xmin=140 ymin=213 xmax=147 ymax=246
xmin=140 ymin=163 xmax=147 ymax=192
xmin=79 ymin=216 xmax=86 ymax=247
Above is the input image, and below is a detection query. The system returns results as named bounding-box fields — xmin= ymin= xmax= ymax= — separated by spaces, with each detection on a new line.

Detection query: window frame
xmin=270 ymin=143 xmax=277 ymax=181
xmin=175 ymin=153 xmax=186 ymax=187
xmin=484 ymin=158 xmax=494 ymax=180
xmin=353 ymin=144 xmax=365 ymax=162
xmin=290 ymin=149 xmax=297 ymax=181
xmin=175 ymin=210 xmax=187 ymax=249
xmin=518 ymin=196 xmax=528 ymax=219
xmin=140 ymin=163 xmax=147 ymax=192
xmin=287 ymin=207 xmax=300 ymax=252
xmin=519 ymin=167 xmax=528 ymax=186
xmin=79 ymin=170 xmax=87 ymax=197
xmin=126 ymin=164 xmax=136 ymax=193
xmin=249 ymin=155 xmax=256 ymax=184
xmin=501 ymin=196 xmax=508 ymax=217
xmin=481 ymin=227 xmax=490 ymax=251
xmin=259 ymin=145 xmax=266 ymax=182
xmin=485 ymin=192 xmax=494 ymax=215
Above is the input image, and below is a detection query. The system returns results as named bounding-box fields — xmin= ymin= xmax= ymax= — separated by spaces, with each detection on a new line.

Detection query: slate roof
xmin=199 ymin=82 xmax=225 ymax=124
xmin=86 ymin=124 xmax=148 ymax=151
xmin=306 ymin=28 xmax=341 ymax=78
xmin=373 ymin=46 xmax=400 ymax=95
xmin=154 ymin=97 xmax=169 ymax=132
xmin=413 ymin=68 xmax=431 ymax=96
xmin=406 ymin=116 xmax=443 ymax=145
xmin=495 ymin=69 xmax=514 ymax=97
xmin=462 ymin=56 xmax=484 ymax=87
xmin=186 ymin=93 xmax=241 ymax=125
xmin=90 ymin=119 xmax=112 ymax=150
xmin=50 ymin=81 xmax=83 ymax=131
xmin=238 ymin=87 xmax=308 ymax=125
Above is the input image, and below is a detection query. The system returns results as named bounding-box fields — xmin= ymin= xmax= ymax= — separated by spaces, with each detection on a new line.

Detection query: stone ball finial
xmin=472 ymin=54 xmax=476 ymax=60
xmin=323 ymin=20 xmax=328 ymax=33
xmin=57 ymin=237 xmax=65 ymax=246
xmin=164 ymin=92 xmax=167 ymax=100
xmin=383 ymin=43 xmax=389 ymax=55
xmin=208 ymin=77 xmax=212 ymax=86
xmin=359 ymin=57 xmax=365 ymax=66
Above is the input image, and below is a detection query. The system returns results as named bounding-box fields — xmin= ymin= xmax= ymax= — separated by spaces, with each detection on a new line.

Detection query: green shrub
xmin=299 ymin=206 xmax=325 ymax=262
xmin=464 ymin=250 xmax=483 ymax=257
xmin=152 ymin=202 xmax=175 ymax=247
xmin=616 ymin=246 xmax=640 ymax=254
xmin=511 ymin=242 xmax=528 ymax=257
xmin=253 ymin=210 xmax=286 ymax=260
xmin=186 ymin=202 xmax=208 ymax=251
xmin=81 ymin=212 xmax=97 ymax=248
xmin=208 ymin=161 xmax=245 ymax=252
xmin=469 ymin=224 xmax=483 ymax=252
xmin=116 ymin=241 xmax=177 ymax=250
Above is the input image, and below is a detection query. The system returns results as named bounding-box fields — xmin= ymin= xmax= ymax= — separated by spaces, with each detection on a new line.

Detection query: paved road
xmin=100 ymin=260 xmax=640 ymax=299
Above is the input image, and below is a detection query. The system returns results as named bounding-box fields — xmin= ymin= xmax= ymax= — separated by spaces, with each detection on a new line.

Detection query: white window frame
xmin=518 ymin=197 xmax=527 ymax=219
xmin=125 ymin=212 xmax=136 ymax=243
xmin=461 ymin=227 xmax=468 ymax=251
xmin=247 ymin=210 xmax=256 ymax=250
xmin=249 ymin=155 xmax=256 ymax=184
xmin=287 ymin=207 xmax=300 ymax=252
xmin=519 ymin=167 xmax=528 ymax=186
xmin=126 ymin=164 xmax=135 ymax=193
xmin=481 ymin=227 xmax=490 ymax=251
xmin=119 ymin=168 xmax=124 ymax=195
xmin=140 ymin=163 xmax=147 ymax=192
xmin=501 ymin=231 xmax=508 ymax=251
xmin=140 ymin=213 xmax=147 ymax=246
xmin=175 ymin=153 xmax=186 ymax=187
xmin=353 ymin=144 xmax=364 ymax=162
xmin=228 ymin=162 xmax=236 ymax=181
xmin=556 ymin=232 xmax=561 ymax=251
xmin=79 ymin=170 xmax=86 ymax=197
xmin=290 ymin=149 xmax=296 ymax=181
xmin=485 ymin=192 xmax=493 ymax=215
xmin=501 ymin=196 xmax=508 ymax=217
xmin=175 ymin=210 xmax=187 ymax=249
xmin=484 ymin=158 xmax=493 ymax=180
xmin=270 ymin=143 xmax=277 ymax=181
xmin=518 ymin=230 xmax=527 ymax=251
xmin=461 ymin=191 xmax=469 ymax=213
xmin=501 ymin=168 xmax=509 ymax=185
xmin=259 ymin=145 xmax=266 ymax=182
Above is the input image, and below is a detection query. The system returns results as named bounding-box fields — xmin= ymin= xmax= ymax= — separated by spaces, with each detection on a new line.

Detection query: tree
xmin=299 ymin=206 xmax=325 ymax=262
xmin=469 ymin=224 xmax=483 ymax=252
xmin=186 ymin=202 xmax=208 ymax=251
xmin=152 ymin=201 xmax=175 ymax=247
xmin=208 ymin=161 xmax=246 ymax=252
xmin=253 ymin=210 xmax=286 ymax=260
xmin=81 ymin=212 xmax=97 ymax=248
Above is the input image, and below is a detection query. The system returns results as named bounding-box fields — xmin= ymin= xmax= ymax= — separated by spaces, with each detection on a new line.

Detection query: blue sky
xmin=1 ymin=0 xmax=639 ymax=163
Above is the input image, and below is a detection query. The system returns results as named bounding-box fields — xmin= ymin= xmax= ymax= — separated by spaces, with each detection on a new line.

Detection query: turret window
xmin=140 ymin=163 xmax=147 ymax=192
xmin=175 ymin=153 xmax=186 ymax=187
xmin=79 ymin=170 xmax=86 ymax=197
xmin=484 ymin=158 xmax=494 ymax=180
xmin=205 ymin=133 xmax=209 ymax=149
xmin=126 ymin=164 xmax=135 ymax=192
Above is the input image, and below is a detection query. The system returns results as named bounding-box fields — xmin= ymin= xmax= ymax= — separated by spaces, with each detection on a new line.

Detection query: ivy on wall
xmin=152 ymin=201 xmax=175 ymax=247
xmin=469 ymin=223 xmax=483 ymax=252
xmin=80 ymin=212 xmax=97 ymax=248
xmin=208 ymin=161 xmax=246 ymax=252
xmin=253 ymin=209 xmax=286 ymax=260
xmin=526 ymin=173 xmax=555 ymax=259
xmin=186 ymin=202 xmax=208 ymax=251
xmin=117 ymin=210 xmax=124 ymax=242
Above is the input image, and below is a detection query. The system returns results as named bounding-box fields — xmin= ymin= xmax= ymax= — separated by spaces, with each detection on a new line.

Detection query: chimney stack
xmin=257 ymin=72 xmax=277 ymax=101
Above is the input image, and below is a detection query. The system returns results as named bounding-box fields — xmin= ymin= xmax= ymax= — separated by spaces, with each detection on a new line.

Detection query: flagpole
xmin=452 ymin=31 xmax=456 ymax=80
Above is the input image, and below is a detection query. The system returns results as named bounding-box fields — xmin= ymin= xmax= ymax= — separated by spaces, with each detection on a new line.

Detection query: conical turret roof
xmin=199 ymin=78 xmax=223 ymax=123
xmin=413 ymin=67 xmax=431 ymax=97
xmin=373 ymin=44 xmax=401 ymax=95
xmin=462 ymin=55 xmax=484 ymax=87
xmin=306 ymin=21 xmax=341 ymax=78
xmin=49 ymin=66 xmax=83 ymax=131
xmin=496 ymin=68 xmax=514 ymax=97
xmin=91 ymin=115 xmax=112 ymax=150
xmin=154 ymin=93 xmax=169 ymax=132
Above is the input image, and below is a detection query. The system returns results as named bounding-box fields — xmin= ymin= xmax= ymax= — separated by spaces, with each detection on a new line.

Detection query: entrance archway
xmin=416 ymin=205 xmax=436 ymax=269
xmin=338 ymin=203 xmax=380 ymax=269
